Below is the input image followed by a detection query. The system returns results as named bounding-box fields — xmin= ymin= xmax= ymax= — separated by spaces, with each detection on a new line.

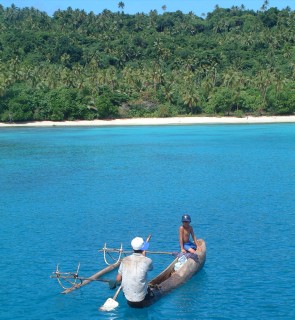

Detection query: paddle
xmin=99 ymin=235 xmax=152 ymax=312
xmin=99 ymin=284 xmax=122 ymax=311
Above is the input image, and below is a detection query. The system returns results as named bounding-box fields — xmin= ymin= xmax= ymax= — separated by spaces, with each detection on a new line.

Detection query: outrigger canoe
xmin=133 ymin=239 xmax=206 ymax=308
xmin=51 ymin=238 xmax=206 ymax=311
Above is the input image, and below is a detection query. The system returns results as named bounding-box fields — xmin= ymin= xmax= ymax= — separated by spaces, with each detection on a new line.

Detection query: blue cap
xmin=182 ymin=214 xmax=191 ymax=222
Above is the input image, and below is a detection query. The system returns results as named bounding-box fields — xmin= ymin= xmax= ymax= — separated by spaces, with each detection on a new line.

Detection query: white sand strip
xmin=1 ymin=116 xmax=295 ymax=127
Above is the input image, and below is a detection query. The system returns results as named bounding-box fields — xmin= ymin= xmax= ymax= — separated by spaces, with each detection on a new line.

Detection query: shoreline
xmin=1 ymin=116 xmax=295 ymax=127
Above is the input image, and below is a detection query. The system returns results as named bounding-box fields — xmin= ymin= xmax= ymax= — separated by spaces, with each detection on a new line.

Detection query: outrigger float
xmin=51 ymin=238 xmax=206 ymax=310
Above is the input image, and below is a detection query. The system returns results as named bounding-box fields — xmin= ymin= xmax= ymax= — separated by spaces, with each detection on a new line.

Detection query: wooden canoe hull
xmin=134 ymin=239 xmax=206 ymax=308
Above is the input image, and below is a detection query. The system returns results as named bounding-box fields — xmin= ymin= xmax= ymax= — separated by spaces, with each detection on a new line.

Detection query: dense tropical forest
xmin=0 ymin=2 xmax=294 ymax=122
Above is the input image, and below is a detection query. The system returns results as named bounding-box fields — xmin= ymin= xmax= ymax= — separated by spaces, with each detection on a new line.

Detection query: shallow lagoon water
xmin=1 ymin=124 xmax=294 ymax=319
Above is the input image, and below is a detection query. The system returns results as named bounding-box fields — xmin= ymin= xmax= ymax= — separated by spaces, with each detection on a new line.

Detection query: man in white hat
xmin=116 ymin=237 xmax=153 ymax=307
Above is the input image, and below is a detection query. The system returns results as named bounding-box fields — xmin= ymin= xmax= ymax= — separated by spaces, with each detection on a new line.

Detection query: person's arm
xmin=179 ymin=226 xmax=186 ymax=253
xmin=190 ymin=226 xmax=198 ymax=245
xmin=116 ymin=273 xmax=122 ymax=282
xmin=116 ymin=262 xmax=122 ymax=282
xmin=148 ymin=258 xmax=153 ymax=271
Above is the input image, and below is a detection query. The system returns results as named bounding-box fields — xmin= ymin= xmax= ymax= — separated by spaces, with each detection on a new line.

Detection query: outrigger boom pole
xmin=99 ymin=243 xmax=174 ymax=266
xmin=98 ymin=248 xmax=174 ymax=255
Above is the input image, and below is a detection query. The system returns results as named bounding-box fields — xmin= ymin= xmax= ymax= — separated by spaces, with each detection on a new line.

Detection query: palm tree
xmin=163 ymin=83 xmax=174 ymax=104
xmin=0 ymin=83 xmax=6 ymax=97
xmin=260 ymin=0 xmax=269 ymax=12
xmin=253 ymin=69 xmax=273 ymax=114
xmin=118 ymin=2 xmax=125 ymax=11
xmin=182 ymin=89 xmax=199 ymax=114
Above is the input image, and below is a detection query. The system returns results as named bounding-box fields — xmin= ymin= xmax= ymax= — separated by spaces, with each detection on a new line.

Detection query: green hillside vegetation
xmin=0 ymin=3 xmax=294 ymax=122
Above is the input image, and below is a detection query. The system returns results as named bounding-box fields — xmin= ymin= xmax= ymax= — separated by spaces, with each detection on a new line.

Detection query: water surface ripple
xmin=0 ymin=124 xmax=294 ymax=319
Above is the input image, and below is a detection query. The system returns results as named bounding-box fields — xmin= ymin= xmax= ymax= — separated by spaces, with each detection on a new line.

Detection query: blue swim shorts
xmin=183 ymin=241 xmax=197 ymax=251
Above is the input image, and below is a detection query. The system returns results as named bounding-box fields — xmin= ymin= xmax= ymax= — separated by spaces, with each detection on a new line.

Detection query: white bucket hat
xmin=131 ymin=237 xmax=149 ymax=251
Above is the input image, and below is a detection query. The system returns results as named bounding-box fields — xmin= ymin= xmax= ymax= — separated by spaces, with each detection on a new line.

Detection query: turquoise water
xmin=1 ymin=124 xmax=294 ymax=320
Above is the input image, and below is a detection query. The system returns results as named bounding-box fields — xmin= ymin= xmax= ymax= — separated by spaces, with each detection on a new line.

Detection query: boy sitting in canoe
xmin=179 ymin=214 xmax=198 ymax=254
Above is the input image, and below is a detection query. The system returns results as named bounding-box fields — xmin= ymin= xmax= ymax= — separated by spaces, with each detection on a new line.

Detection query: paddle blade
xmin=99 ymin=298 xmax=119 ymax=312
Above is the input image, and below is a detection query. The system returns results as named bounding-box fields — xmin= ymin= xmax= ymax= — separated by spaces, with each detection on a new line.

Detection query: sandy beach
xmin=1 ymin=116 xmax=295 ymax=127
